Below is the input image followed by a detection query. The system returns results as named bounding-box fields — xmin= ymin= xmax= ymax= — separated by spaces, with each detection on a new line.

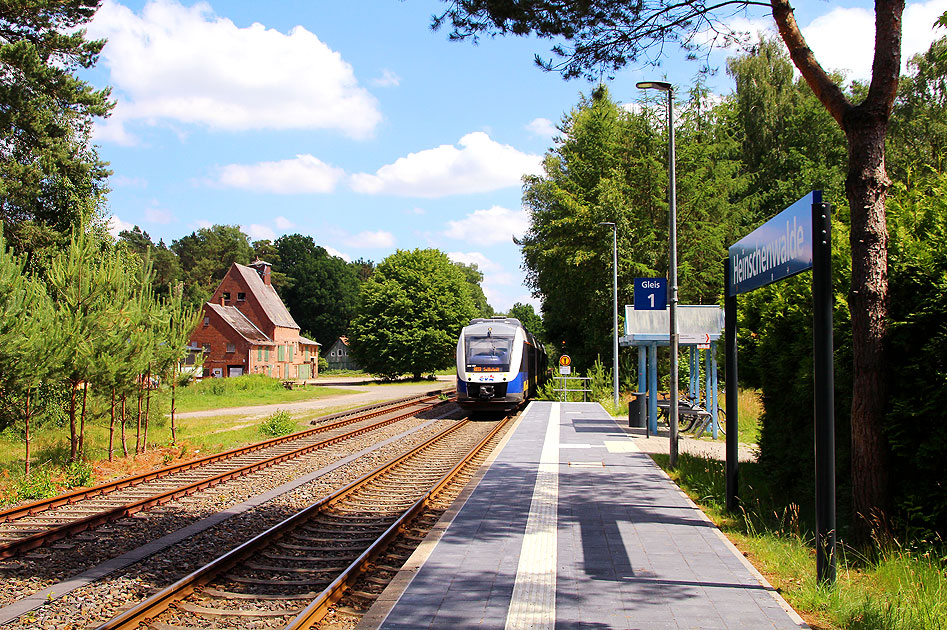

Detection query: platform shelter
xmin=619 ymin=305 xmax=724 ymax=436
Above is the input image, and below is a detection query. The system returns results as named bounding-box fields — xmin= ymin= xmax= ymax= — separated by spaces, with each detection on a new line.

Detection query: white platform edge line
xmin=355 ymin=403 xmax=536 ymax=630
xmin=603 ymin=407 xmax=811 ymax=629
xmin=505 ymin=402 xmax=560 ymax=630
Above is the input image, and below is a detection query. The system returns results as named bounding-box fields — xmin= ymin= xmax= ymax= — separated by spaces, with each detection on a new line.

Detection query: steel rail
xmin=0 ymin=396 xmax=447 ymax=559
xmin=95 ymin=417 xmax=477 ymax=630
xmin=0 ymin=391 xmax=447 ymax=525
xmin=284 ymin=414 xmax=512 ymax=629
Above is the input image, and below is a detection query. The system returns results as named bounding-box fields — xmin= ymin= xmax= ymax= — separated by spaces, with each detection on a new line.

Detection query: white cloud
xmin=215 ymin=155 xmax=345 ymax=194
xmin=145 ymin=206 xmax=175 ymax=224
xmin=195 ymin=219 xmax=213 ymax=229
xmin=372 ymin=69 xmax=401 ymax=87
xmin=349 ymin=132 xmax=543 ymax=198
xmin=406 ymin=207 xmax=426 ymax=215
xmin=449 ymin=251 xmax=523 ymax=313
xmin=110 ymin=174 xmax=147 ymax=188
xmin=447 ymin=251 xmax=503 ymax=274
xmin=526 ymin=117 xmax=557 ymax=138
xmin=343 ymin=230 xmax=395 ymax=248
xmin=242 ymin=223 xmax=276 ymax=241
xmin=107 ymin=214 xmax=134 ymax=236
xmin=274 ymin=216 xmax=294 ymax=229
xmin=443 ymin=206 xmax=530 ymax=246
xmin=324 ymin=245 xmax=351 ymax=262
xmin=88 ymin=0 xmax=381 ymax=142
xmin=802 ymin=0 xmax=947 ymax=80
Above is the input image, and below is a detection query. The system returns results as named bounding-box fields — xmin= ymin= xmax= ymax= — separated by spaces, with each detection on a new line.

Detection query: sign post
xmin=726 ymin=190 xmax=835 ymax=585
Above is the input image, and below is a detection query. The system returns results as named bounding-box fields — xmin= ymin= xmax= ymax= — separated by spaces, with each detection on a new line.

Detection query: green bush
xmin=184 ymin=373 xmax=284 ymax=398
xmin=16 ymin=468 xmax=57 ymax=501
xmin=64 ymin=461 xmax=94 ymax=488
xmin=258 ymin=410 xmax=296 ymax=437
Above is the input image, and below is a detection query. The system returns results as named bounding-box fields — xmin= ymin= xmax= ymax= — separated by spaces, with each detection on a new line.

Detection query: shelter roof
xmin=298 ymin=335 xmax=321 ymax=347
xmin=231 ymin=263 xmax=299 ymax=329
xmin=620 ymin=305 xmax=724 ymax=346
xmin=206 ymin=303 xmax=273 ymax=344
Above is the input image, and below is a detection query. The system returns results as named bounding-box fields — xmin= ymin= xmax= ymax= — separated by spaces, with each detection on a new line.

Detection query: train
xmin=455 ymin=316 xmax=548 ymax=410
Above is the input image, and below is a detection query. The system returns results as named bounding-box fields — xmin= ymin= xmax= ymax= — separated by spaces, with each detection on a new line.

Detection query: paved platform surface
xmin=363 ymin=401 xmax=807 ymax=630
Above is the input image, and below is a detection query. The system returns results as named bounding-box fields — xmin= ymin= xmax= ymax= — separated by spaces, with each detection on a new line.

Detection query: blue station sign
xmin=727 ymin=190 xmax=819 ymax=296
xmin=634 ymin=277 xmax=667 ymax=310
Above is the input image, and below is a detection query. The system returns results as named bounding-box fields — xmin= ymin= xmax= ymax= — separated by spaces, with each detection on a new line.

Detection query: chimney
xmin=220 ymin=295 xmax=225 ymax=306
xmin=249 ymin=260 xmax=272 ymax=286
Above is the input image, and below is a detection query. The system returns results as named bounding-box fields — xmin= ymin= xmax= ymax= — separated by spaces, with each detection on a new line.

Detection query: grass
xmin=170 ymin=373 xmax=351 ymax=412
xmin=0 ymin=374 xmax=386 ymax=505
xmin=651 ymin=452 xmax=947 ymax=630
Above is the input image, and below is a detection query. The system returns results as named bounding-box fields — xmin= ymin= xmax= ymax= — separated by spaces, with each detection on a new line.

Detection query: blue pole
xmin=706 ymin=346 xmax=714 ymax=438
xmin=711 ymin=343 xmax=719 ymax=439
xmin=648 ymin=343 xmax=658 ymax=435
xmin=638 ymin=345 xmax=646 ymax=395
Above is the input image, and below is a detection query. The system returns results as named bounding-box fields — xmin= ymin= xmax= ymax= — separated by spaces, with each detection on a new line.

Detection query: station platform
xmin=359 ymin=401 xmax=808 ymax=630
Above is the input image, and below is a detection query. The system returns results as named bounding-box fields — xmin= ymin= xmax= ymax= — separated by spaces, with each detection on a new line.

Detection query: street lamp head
xmin=636 ymin=80 xmax=673 ymax=92
xmin=598 ymin=221 xmax=615 ymax=227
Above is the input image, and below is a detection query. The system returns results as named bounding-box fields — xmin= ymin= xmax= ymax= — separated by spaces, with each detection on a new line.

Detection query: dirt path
xmin=173 ymin=376 xmax=454 ymax=420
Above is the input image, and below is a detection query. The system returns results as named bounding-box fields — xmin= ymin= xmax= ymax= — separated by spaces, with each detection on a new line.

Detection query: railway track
xmin=95 ymin=413 xmax=513 ymax=630
xmin=0 ymin=391 xmax=450 ymax=560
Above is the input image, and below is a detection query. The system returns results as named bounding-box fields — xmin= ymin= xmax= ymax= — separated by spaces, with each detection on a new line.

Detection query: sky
xmin=85 ymin=0 xmax=947 ymax=314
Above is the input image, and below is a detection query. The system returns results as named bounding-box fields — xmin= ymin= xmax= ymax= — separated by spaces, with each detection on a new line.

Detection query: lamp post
xmin=637 ymin=80 xmax=679 ymax=469
xmin=598 ymin=221 xmax=619 ymax=409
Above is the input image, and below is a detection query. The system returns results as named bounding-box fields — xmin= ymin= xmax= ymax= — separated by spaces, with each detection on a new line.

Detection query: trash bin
xmin=628 ymin=391 xmax=647 ymax=428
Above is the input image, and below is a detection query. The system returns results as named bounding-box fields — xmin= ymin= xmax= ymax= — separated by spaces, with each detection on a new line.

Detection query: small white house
xmin=326 ymin=336 xmax=360 ymax=371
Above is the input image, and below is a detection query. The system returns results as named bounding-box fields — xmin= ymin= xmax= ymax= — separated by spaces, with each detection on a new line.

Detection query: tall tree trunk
xmin=136 ymin=383 xmax=143 ymax=455
xmin=24 ymin=391 xmax=31 ymax=477
xmin=120 ymin=395 xmax=128 ymax=457
xmin=68 ymin=380 xmax=79 ymax=461
xmin=78 ymin=383 xmax=88 ymax=458
xmin=170 ymin=365 xmax=177 ymax=445
xmin=109 ymin=388 xmax=116 ymax=462
xmin=773 ymin=0 xmax=903 ymax=545
xmin=143 ymin=367 xmax=152 ymax=453
xmin=844 ymin=110 xmax=892 ymax=539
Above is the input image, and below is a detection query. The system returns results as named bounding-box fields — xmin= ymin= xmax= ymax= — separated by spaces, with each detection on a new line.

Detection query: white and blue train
xmin=455 ymin=317 xmax=548 ymax=410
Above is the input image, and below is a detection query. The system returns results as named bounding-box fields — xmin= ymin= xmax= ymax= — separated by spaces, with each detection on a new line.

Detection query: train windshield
xmin=465 ymin=335 xmax=513 ymax=372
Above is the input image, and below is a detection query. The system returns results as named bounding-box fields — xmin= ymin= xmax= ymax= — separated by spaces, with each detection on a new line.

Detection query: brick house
xmin=188 ymin=260 xmax=321 ymax=380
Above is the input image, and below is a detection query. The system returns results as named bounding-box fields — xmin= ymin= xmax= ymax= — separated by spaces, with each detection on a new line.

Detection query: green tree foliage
xmin=888 ymin=37 xmax=947 ymax=179
xmin=117 ymin=226 xmax=181 ymax=297
xmin=508 ymin=302 xmax=544 ymax=342
xmin=883 ymin=169 xmax=947 ymax=535
xmin=454 ymin=261 xmax=494 ymax=318
xmin=170 ymin=224 xmax=254 ymax=307
xmin=0 ymin=226 xmax=62 ymax=474
xmin=348 ymin=249 xmax=477 ymax=379
xmin=725 ymin=38 xmax=847 ymax=225
xmin=0 ymin=0 xmax=112 ymax=254
xmin=520 ymin=85 xmax=739 ymax=368
xmin=274 ymin=233 xmax=360 ymax=345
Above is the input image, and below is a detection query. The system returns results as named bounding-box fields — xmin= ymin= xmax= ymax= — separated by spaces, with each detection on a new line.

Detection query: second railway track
xmin=0 ymin=391 xmax=449 ymax=559
xmin=96 ymin=413 xmax=513 ymax=630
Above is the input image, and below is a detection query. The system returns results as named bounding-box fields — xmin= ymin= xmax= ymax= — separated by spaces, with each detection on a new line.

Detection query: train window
xmin=465 ymin=335 xmax=513 ymax=371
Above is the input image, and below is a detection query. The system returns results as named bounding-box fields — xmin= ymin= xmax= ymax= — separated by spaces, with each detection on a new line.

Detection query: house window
xmin=222 ymin=291 xmax=231 ymax=301
xmin=289 ymin=345 xmax=294 ymax=361
xmin=278 ymin=345 xmax=285 ymax=362
xmin=185 ymin=353 xmax=196 ymax=366
xmin=265 ymin=347 xmax=270 ymax=361
xmin=226 ymin=343 xmax=235 ymax=353
xmin=237 ymin=292 xmax=246 ymax=301
xmin=202 ymin=343 xmax=211 ymax=354
xmin=257 ymin=347 xmax=262 ymax=361
xmin=203 ymin=317 xmax=209 ymax=327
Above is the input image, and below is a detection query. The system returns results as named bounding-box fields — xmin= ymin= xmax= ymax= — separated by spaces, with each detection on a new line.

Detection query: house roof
xmin=232 ymin=263 xmax=299 ymax=329
xmin=206 ymin=303 xmax=274 ymax=344
xmin=299 ymin=335 xmax=321 ymax=347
